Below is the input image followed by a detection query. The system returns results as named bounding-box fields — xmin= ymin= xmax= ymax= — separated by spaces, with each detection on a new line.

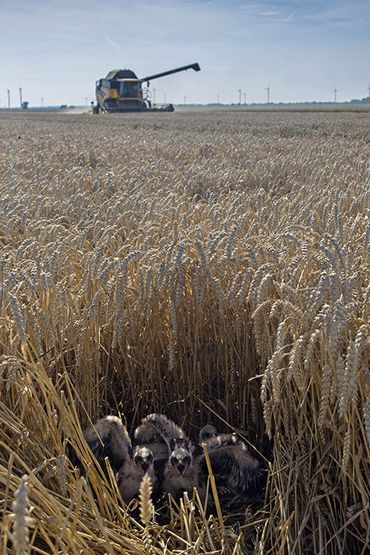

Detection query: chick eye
xmin=136 ymin=456 xmax=142 ymax=462
xmin=183 ymin=456 xmax=191 ymax=465
xmin=171 ymin=457 xmax=178 ymax=464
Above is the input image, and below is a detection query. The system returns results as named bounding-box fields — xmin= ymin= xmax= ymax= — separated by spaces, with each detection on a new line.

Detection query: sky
xmin=0 ymin=0 xmax=369 ymax=106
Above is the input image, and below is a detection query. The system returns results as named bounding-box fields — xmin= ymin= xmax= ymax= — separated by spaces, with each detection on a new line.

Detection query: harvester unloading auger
xmin=94 ymin=63 xmax=200 ymax=113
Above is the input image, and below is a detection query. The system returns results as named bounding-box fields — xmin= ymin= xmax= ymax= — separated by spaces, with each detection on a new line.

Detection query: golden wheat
xmin=0 ymin=109 xmax=369 ymax=554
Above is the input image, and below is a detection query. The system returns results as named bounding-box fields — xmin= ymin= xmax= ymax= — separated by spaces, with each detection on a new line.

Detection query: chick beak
xmin=177 ymin=463 xmax=185 ymax=475
xmin=141 ymin=462 xmax=149 ymax=473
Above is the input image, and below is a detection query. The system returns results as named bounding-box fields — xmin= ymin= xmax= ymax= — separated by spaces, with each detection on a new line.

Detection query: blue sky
xmin=0 ymin=0 xmax=369 ymax=106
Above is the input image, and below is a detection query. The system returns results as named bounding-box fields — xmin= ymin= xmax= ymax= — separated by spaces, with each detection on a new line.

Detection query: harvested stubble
xmin=0 ymin=110 xmax=369 ymax=554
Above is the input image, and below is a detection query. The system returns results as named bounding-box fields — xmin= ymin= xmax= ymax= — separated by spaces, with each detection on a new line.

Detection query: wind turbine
xmin=265 ymin=85 xmax=271 ymax=104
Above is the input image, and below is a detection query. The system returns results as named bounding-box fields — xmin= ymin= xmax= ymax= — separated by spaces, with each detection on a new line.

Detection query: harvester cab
xmin=95 ymin=63 xmax=200 ymax=113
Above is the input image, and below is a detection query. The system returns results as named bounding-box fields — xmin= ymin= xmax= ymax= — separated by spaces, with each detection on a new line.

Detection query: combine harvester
xmin=94 ymin=62 xmax=200 ymax=113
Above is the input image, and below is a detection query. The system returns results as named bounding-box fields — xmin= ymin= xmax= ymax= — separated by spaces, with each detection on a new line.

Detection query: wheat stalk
xmin=11 ymin=475 xmax=30 ymax=555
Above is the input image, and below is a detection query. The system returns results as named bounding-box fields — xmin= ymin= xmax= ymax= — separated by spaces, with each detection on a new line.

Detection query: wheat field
xmin=0 ymin=110 xmax=369 ymax=554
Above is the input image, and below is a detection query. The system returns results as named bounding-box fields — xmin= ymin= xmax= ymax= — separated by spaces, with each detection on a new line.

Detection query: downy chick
xmin=198 ymin=435 xmax=261 ymax=498
xmin=162 ymin=438 xmax=203 ymax=500
xmin=198 ymin=424 xmax=218 ymax=444
xmin=83 ymin=415 xmax=132 ymax=473
xmin=199 ymin=424 xmax=246 ymax=452
xmin=117 ymin=445 xmax=157 ymax=505
xmin=134 ymin=413 xmax=188 ymax=461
